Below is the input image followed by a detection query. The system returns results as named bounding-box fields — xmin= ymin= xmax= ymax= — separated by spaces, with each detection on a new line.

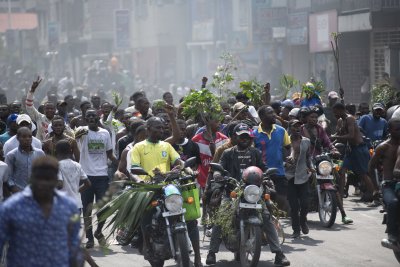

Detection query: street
xmin=87 ymin=193 xmax=399 ymax=267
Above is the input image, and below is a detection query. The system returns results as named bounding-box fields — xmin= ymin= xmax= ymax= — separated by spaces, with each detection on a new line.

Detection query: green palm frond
xmin=97 ymin=187 xmax=156 ymax=240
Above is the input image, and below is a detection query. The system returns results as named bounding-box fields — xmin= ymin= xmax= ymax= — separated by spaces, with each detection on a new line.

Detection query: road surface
xmin=87 ymin=193 xmax=398 ymax=267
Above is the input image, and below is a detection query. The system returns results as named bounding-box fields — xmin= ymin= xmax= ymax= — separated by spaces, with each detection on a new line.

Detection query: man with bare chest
xmin=371 ymin=118 xmax=400 ymax=245
xmin=331 ymin=103 xmax=376 ymax=202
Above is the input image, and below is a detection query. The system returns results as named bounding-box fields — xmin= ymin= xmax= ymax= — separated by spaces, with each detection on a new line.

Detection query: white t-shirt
xmin=125 ymin=143 xmax=134 ymax=174
xmin=58 ymin=159 xmax=87 ymax=208
xmin=3 ymin=135 xmax=42 ymax=157
xmin=77 ymin=127 xmax=112 ymax=176
xmin=0 ymin=161 xmax=8 ymax=202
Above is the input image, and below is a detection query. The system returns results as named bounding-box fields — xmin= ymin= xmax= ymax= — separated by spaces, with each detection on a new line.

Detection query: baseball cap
xmin=6 ymin=113 xmax=18 ymax=125
xmin=372 ymin=103 xmax=385 ymax=110
xmin=282 ymin=99 xmax=294 ymax=108
xmin=233 ymin=123 xmax=254 ymax=137
xmin=232 ymin=102 xmax=247 ymax=112
xmin=289 ymin=119 xmax=302 ymax=126
xmin=328 ymin=91 xmax=339 ymax=99
xmin=289 ymin=108 xmax=300 ymax=118
xmin=16 ymin=114 xmax=32 ymax=125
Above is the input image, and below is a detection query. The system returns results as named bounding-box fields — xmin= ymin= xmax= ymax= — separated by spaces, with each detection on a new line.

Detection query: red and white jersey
xmin=191 ymin=132 xmax=228 ymax=188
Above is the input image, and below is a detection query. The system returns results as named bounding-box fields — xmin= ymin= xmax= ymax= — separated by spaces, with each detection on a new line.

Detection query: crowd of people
xmin=0 ymin=70 xmax=397 ymax=267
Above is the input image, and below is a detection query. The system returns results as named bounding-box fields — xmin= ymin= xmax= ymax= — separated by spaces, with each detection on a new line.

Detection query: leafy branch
xmin=279 ymin=74 xmax=299 ymax=100
xmin=210 ymin=52 xmax=237 ymax=98
xmin=239 ymin=79 xmax=264 ymax=108
xmin=182 ymin=89 xmax=224 ymax=122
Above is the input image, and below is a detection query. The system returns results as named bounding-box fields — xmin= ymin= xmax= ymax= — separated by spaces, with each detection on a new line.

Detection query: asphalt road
xmin=87 ymin=193 xmax=399 ymax=267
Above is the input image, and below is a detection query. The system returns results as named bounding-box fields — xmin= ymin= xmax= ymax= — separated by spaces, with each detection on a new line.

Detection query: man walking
xmin=0 ymin=156 xmax=81 ymax=267
xmin=254 ymin=105 xmax=291 ymax=212
xmin=76 ymin=108 xmax=117 ymax=248
xmin=5 ymin=127 xmax=45 ymax=193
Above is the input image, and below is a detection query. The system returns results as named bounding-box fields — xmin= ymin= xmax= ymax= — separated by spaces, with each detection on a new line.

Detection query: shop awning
xmin=0 ymin=13 xmax=38 ymax=33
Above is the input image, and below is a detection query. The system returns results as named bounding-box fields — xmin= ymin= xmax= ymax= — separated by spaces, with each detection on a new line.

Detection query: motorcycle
xmin=130 ymin=157 xmax=200 ymax=267
xmin=308 ymin=151 xmax=338 ymax=228
xmin=208 ymin=163 xmax=280 ymax=267
xmin=380 ymin=180 xmax=400 ymax=263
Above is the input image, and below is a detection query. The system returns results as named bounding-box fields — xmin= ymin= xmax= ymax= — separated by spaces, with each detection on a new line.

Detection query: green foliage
xmin=152 ymin=99 xmax=166 ymax=110
xmin=213 ymin=198 xmax=240 ymax=238
xmin=182 ymin=89 xmax=224 ymax=122
xmin=112 ymin=92 xmax=123 ymax=107
xmin=97 ymin=182 xmax=162 ymax=240
xmin=301 ymin=80 xmax=325 ymax=97
xmin=239 ymin=79 xmax=265 ymax=108
xmin=371 ymin=83 xmax=396 ymax=105
xmin=279 ymin=74 xmax=299 ymax=99
xmin=210 ymin=52 xmax=237 ymax=97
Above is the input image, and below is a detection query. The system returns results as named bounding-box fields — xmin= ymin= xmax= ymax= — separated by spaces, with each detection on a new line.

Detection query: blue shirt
xmin=300 ymin=96 xmax=322 ymax=107
xmin=0 ymin=187 xmax=80 ymax=267
xmin=5 ymin=147 xmax=45 ymax=190
xmin=0 ymin=132 xmax=11 ymax=145
xmin=358 ymin=114 xmax=388 ymax=142
xmin=253 ymin=124 xmax=291 ymax=176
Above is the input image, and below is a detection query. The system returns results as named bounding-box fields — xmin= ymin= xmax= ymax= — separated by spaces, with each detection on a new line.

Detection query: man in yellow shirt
xmin=131 ymin=116 xmax=181 ymax=181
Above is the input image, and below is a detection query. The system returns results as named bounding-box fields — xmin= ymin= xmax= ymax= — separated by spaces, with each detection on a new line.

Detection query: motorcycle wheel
xmin=240 ymin=225 xmax=262 ymax=267
xmin=272 ymin=216 xmax=285 ymax=245
xmin=318 ymin=190 xmax=337 ymax=228
xmin=174 ymin=232 xmax=190 ymax=267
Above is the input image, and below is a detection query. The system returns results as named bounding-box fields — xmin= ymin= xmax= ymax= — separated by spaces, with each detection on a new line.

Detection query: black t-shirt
xmin=220 ymin=146 xmax=265 ymax=181
xmin=172 ymin=138 xmax=201 ymax=163
xmin=117 ymin=135 xmax=134 ymax=159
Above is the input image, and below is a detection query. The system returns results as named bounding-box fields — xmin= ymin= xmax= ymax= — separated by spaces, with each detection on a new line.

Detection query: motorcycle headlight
xmin=243 ymin=185 xmax=262 ymax=203
xmin=318 ymin=161 xmax=332 ymax=176
xmin=165 ymin=194 xmax=183 ymax=213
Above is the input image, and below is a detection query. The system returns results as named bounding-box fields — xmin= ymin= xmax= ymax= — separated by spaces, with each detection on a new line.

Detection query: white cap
xmin=16 ymin=114 xmax=32 ymax=125
xmin=289 ymin=108 xmax=300 ymax=118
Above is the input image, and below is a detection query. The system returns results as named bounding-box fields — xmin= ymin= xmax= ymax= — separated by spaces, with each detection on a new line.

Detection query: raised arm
xmin=25 ymin=76 xmax=44 ymax=122
xmin=164 ymin=104 xmax=180 ymax=145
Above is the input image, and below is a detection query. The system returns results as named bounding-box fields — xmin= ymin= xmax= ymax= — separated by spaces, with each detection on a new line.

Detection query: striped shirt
xmin=192 ymin=132 xmax=228 ymax=188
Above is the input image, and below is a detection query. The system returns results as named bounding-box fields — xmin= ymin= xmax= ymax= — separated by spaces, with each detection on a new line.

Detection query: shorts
xmin=342 ymin=143 xmax=370 ymax=175
xmin=271 ymin=175 xmax=288 ymax=195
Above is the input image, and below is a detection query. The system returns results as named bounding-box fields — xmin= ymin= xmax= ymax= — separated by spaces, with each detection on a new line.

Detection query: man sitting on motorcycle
xmin=130 ymin=117 xmax=203 ymax=267
xmin=205 ymin=123 xmax=290 ymax=266
xmin=370 ymin=118 xmax=400 ymax=246
xmin=301 ymin=106 xmax=353 ymax=224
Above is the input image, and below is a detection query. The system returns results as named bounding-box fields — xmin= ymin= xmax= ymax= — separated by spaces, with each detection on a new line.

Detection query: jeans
xmin=81 ymin=176 xmax=109 ymax=241
xmin=382 ymin=181 xmax=399 ymax=236
xmin=209 ymin=199 xmax=282 ymax=254
xmin=287 ymin=179 xmax=309 ymax=233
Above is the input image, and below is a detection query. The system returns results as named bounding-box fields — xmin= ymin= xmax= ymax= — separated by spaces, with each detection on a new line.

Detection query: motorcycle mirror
xmin=131 ymin=167 xmax=149 ymax=176
xmin=209 ymin=163 xmax=226 ymax=174
xmin=265 ymin=168 xmax=278 ymax=176
xmin=184 ymin=157 xmax=197 ymax=168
